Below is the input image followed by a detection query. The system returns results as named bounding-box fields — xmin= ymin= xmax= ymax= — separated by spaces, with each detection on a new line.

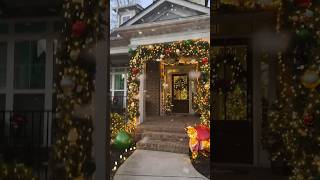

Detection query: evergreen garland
xmin=52 ymin=0 xmax=106 ymax=179
xmin=262 ymin=1 xmax=320 ymax=179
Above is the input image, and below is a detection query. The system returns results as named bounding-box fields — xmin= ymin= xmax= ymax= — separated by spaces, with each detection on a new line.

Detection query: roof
xmin=113 ymin=3 xmax=143 ymax=13
xmin=120 ymin=0 xmax=209 ymax=27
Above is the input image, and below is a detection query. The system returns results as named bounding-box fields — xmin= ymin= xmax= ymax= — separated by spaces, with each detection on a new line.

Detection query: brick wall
xmin=145 ymin=61 xmax=160 ymax=116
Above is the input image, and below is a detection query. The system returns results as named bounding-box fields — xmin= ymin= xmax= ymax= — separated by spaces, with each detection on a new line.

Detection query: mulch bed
xmin=191 ymin=153 xmax=210 ymax=179
xmin=110 ymin=144 xmax=135 ymax=179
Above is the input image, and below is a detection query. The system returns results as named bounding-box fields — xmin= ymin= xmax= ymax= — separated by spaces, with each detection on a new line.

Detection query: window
xmin=122 ymin=15 xmax=131 ymax=24
xmin=0 ymin=94 xmax=5 ymax=110
xmin=0 ymin=23 xmax=8 ymax=34
xmin=53 ymin=21 xmax=63 ymax=32
xmin=110 ymin=68 xmax=128 ymax=110
xmin=14 ymin=40 xmax=46 ymax=89
xmin=13 ymin=94 xmax=44 ymax=111
xmin=14 ymin=22 xmax=46 ymax=33
xmin=0 ymin=42 xmax=7 ymax=89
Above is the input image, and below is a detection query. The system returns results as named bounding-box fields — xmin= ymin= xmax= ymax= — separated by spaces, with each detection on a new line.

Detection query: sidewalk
xmin=114 ymin=150 xmax=209 ymax=180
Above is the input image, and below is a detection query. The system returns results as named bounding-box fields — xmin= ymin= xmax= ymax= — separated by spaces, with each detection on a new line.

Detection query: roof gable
xmin=121 ymin=0 xmax=209 ymax=27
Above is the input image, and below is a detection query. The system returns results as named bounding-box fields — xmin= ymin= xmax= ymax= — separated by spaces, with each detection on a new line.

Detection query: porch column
xmin=138 ymin=64 xmax=146 ymax=124
xmin=93 ymin=40 xmax=108 ymax=179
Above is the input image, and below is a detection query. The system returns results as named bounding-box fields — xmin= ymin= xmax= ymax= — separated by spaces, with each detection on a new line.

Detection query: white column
xmin=138 ymin=64 xmax=145 ymax=124
xmin=5 ymin=23 xmax=14 ymax=135
xmin=93 ymin=40 xmax=107 ymax=180
xmin=252 ymin=41 xmax=265 ymax=167
xmin=44 ymin=37 xmax=54 ymax=146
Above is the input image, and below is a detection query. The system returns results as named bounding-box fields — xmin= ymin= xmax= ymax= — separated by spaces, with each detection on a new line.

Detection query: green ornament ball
xmin=114 ymin=130 xmax=133 ymax=150
xmin=128 ymin=48 xmax=134 ymax=54
xmin=297 ymin=28 xmax=311 ymax=40
xmin=185 ymin=39 xmax=193 ymax=45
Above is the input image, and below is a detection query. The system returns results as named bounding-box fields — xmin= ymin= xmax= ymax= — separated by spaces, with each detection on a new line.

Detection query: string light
xmin=112 ymin=146 xmax=136 ymax=173
xmin=127 ymin=39 xmax=210 ymax=132
xmin=53 ymin=0 xmax=107 ymax=179
xmin=262 ymin=1 xmax=320 ymax=179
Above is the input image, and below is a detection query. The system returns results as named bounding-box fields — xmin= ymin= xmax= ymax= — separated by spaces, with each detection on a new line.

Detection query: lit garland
xmin=52 ymin=0 xmax=106 ymax=179
xmin=0 ymin=163 xmax=37 ymax=180
xmin=262 ymin=0 xmax=320 ymax=179
xmin=111 ymin=146 xmax=136 ymax=173
xmin=127 ymin=39 xmax=210 ymax=132
xmin=111 ymin=113 xmax=126 ymax=140
xmin=163 ymin=93 xmax=173 ymax=114
xmin=218 ymin=0 xmax=279 ymax=10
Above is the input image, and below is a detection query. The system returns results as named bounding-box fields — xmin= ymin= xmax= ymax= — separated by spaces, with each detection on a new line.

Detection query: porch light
xmin=138 ymin=31 xmax=143 ymax=34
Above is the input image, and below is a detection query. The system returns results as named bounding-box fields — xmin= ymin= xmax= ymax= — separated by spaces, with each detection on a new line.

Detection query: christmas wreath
xmin=212 ymin=48 xmax=246 ymax=93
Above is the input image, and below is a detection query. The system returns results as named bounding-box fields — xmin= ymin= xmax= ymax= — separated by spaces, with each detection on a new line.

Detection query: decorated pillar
xmin=138 ymin=63 xmax=145 ymax=124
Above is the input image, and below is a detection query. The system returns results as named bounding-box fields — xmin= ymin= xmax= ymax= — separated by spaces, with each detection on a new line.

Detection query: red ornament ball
xmin=295 ymin=0 xmax=311 ymax=8
xmin=165 ymin=48 xmax=171 ymax=54
xmin=132 ymin=67 xmax=139 ymax=75
xmin=202 ymin=57 xmax=209 ymax=64
xmin=72 ymin=21 xmax=87 ymax=37
xmin=303 ymin=113 xmax=314 ymax=126
xmin=194 ymin=125 xmax=210 ymax=141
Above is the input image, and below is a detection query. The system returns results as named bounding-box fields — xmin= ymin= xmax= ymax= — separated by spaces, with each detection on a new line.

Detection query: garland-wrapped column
xmin=52 ymin=0 xmax=106 ymax=179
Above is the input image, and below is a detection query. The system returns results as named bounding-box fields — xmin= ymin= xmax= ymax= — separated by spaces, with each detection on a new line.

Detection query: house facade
xmin=110 ymin=0 xmax=210 ymax=116
xmin=111 ymin=0 xmax=278 ymax=167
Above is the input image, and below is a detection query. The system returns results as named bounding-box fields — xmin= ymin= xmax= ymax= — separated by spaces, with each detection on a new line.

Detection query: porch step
xmin=136 ymin=138 xmax=189 ymax=154
xmin=141 ymin=131 xmax=188 ymax=143
xmin=136 ymin=124 xmax=186 ymax=134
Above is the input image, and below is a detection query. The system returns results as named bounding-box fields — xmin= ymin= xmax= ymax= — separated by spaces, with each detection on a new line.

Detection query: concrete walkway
xmin=114 ymin=150 xmax=209 ymax=180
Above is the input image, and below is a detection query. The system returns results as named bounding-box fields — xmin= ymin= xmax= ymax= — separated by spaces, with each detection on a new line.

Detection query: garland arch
xmin=126 ymin=39 xmax=210 ymax=133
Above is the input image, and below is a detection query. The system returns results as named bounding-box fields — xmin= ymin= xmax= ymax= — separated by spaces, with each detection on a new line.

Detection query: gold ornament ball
xmin=67 ymin=128 xmax=78 ymax=145
xmin=301 ymin=69 xmax=320 ymax=89
xmin=70 ymin=49 xmax=80 ymax=60
xmin=60 ymin=76 xmax=75 ymax=95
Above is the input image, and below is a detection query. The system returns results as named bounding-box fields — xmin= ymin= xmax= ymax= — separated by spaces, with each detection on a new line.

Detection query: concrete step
xmin=137 ymin=124 xmax=186 ymax=134
xmin=136 ymin=138 xmax=189 ymax=154
xmin=142 ymin=131 xmax=188 ymax=143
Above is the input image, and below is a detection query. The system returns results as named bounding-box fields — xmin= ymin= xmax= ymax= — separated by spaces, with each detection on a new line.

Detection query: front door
xmin=212 ymin=39 xmax=253 ymax=164
xmin=172 ymin=74 xmax=189 ymax=113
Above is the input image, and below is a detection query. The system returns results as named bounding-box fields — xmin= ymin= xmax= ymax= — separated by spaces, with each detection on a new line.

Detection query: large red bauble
xmin=132 ymin=67 xmax=139 ymax=74
xmin=202 ymin=57 xmax=209 ymax=64
xmin=303 ymin=114 xmax=314 ymax=126
xmin=295 ymin=0 xmax=311 ymax=8
xmin=72 ymin=21 xmax=86 ymax=37
xmin=195 ymin=125 xmax=210 ymax=141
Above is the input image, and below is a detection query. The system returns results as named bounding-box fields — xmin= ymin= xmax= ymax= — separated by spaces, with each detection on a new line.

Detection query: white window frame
xmin=0 ymin=18 xmax=57 ymax=147
xmin=110 ymin=67 xmax=128 ymax=108
xmin=121 ymin=15 xmax=131 ymax=24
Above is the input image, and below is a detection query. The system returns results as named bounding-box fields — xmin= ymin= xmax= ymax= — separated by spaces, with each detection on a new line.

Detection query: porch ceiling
xmin=0 ymin=0 xmax=62 ymax=17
